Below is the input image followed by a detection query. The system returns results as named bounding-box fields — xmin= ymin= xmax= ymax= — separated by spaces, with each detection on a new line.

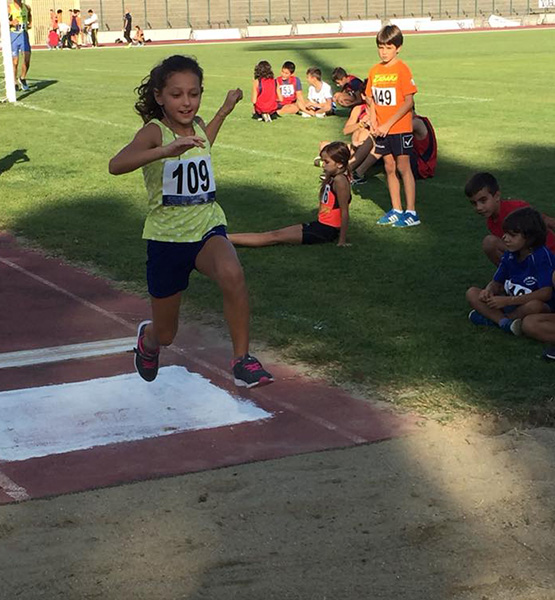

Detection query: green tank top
xmin=142 ymin=118 xmax=227 ymax=242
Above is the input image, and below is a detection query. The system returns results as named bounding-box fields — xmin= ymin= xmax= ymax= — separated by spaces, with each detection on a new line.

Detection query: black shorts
xmin=374 ymin=132 xmax=414 ymax=157
xmin=302 ymin=221 xmax=339 ymax=245
xmin=146 ymin=225 xmax=227 ymax=298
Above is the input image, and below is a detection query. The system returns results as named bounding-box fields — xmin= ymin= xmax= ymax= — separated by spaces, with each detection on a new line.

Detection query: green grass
xmin=2 ymin=29 xmax=555 ymax=417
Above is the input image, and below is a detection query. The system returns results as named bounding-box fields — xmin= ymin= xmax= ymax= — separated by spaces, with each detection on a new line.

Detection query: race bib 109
xmin=162 ymin=156 xmax=216 ymax=206
xmin=372 ymin=86 xmax=397 ymax=106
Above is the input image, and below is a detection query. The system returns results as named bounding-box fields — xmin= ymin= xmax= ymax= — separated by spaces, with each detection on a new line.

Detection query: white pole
xmin=0 ymin=0 xmax=17 ymax=102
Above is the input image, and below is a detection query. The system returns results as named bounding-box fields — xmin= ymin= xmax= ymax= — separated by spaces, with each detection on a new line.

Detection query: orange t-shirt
xmin=365 ymin=59 xmax=417 ymax=135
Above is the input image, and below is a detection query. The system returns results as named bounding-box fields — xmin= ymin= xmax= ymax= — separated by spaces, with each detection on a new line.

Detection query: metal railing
xmin=87 ymin=0 xmax=536 ymax=30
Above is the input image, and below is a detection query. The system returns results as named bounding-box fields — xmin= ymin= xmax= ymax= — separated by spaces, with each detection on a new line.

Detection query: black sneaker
xmin=134 ymin=320 xmax=159 ymax=382
xmin=351 ymin=173 xmax=367 ymax=186
xmin=543 ymin=347 xmax=555 ymax=361
xmin=232 ymin=354 xmax=274 ymax=388
xmin=18 ymin=78 xmax=29 ymax=91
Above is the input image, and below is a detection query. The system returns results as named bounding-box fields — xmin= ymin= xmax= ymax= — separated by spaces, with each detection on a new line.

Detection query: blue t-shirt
xmin=493 ymin=245 xmax=555 ymax=307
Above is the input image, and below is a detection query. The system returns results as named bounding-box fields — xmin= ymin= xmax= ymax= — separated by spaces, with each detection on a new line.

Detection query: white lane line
xmin=423 ymin=93 xmax=492 ymax=102
xmin=0 ymin=338 xmax=136 ymax=369
xmin=0 ymin=471 xmax=30 ymax=502
xmin=16 ymin=103 xmax=306 ymax=164
xmin=0 ymin=257 xmax=135 ymax=331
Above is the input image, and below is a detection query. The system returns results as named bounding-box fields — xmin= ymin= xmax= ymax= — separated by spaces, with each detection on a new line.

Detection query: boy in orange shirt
xmin=366 ymin=25 xmax=419 ymax=227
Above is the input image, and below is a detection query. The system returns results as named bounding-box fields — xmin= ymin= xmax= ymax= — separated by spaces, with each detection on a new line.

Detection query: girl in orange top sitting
xmin=229 ymin=142 xmax=351 ymax=247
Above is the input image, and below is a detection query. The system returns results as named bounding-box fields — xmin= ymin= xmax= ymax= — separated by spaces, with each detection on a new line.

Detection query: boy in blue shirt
xmin=466 ymin=207 xmax=555 ymax=336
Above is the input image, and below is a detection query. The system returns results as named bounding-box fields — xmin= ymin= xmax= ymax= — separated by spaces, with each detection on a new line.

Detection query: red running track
xmin=0 ymin=232 xmax=417 ymax=504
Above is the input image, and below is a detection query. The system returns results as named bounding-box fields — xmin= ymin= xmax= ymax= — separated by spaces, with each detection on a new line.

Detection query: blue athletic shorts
xmin=146 ymin=225 xmax=227 ymax=298
xmin=10 ymin=31 xmax=31 ymax=57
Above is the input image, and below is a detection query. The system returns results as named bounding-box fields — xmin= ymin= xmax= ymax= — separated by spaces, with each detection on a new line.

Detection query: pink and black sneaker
xmin=134 ymin=320 xmax=160 ymax=382
xmin=232 ymin=354 xmax=274 ymax=388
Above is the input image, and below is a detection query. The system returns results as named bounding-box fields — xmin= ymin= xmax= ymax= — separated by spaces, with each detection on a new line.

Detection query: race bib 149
xmin=372 ymin=86 xmax=397 ymax=106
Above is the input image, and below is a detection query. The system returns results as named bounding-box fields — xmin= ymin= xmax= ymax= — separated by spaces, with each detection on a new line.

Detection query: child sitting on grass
xmin=465 ymin=172 xmax=555 ymax=266
xmin=229 ymin=142 xmax=351 ymax=247
xmin=252 ymin=60 xmax=278 ymax=122
xmin=276 ymin=61 xmax=304 ymax=115
xmin=331 ymin=67 xmax=364 ymax=108
xmin=301 ymin=68 xmax=334 ymax=118
xmin=522 ymin=288 xmax=555 ymax=361
xmin=466 ymin=207 xmax=555 ymax=336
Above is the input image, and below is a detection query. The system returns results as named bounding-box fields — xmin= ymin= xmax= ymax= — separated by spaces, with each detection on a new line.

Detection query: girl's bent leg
xmin=228 ymin=224 xmax=303 ymax=247
xmin=195 ymin=235 xmax=250 ymax=357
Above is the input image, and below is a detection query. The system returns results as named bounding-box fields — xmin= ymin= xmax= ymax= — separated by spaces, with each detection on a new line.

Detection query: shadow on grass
xmin=11 ymin=138 xmax=555 ymax=417
xmin=16 ymin=79 xmax=58 ymax=101
xmin=0 ymin=149 xmax=29 ymax=175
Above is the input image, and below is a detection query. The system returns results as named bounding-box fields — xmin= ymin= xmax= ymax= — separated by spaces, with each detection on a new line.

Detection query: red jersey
xmin=488 ymin=199 xmax=555 ymax=253
xmin=413 ymin=115 xmax=437 ymax=179
xmin=276 ymin=75 xmax=302 ymax=105
xmin=366 ymin=60 xmax=417 ymax=134
xmin=318 ymin=176 xmax=351 ymax=228
xmin=254 ymin=78 xmax=278 ymax=114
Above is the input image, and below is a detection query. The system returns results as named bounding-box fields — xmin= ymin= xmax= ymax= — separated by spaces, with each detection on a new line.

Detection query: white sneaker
xmin=301 ymin=113 xmax=312 ymax=118
xmin=315 ymin=113 xmax=326 ymax=119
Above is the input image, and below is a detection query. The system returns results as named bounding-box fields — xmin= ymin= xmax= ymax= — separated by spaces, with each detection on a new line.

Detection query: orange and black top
xmin=318 ymin=175 xmax=351 ymax=229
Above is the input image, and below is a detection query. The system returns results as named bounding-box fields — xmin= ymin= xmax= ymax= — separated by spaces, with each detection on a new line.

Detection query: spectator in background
xmin=9 ymin=0 xmax=32 ymax=91
xmin=57 ymin=10 xmax=72 ymax=48
xmin=84 ymin=9 xmax=99 ymax=47
xmin=123 ymin=8 xmax=132 ymax=45
xmin=49 ymin=9 xmax=57 ymax=30
xmin=133 ymin=25 xmax=145 ymax=45
xmin=69 ymin=8 xmax=81 ymax=49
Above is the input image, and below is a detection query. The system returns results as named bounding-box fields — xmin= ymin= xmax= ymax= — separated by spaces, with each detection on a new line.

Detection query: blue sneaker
xmin=376 ymin=209 xmax=402 ymax=226
xmin=392 ymin=212 xmax=421 ymax=228
xmin=468 ymin=310 xmax=496 ymax=327
xmin=499 ymin=317 xmax=522 ymax=336
xmin=542 ymin=347 xmax=555 ymax=361
xmin=18 ymin=78 xmax=29 ymax=91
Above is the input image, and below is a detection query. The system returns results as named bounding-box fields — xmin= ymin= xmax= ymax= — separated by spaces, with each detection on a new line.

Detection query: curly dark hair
xmin=254 ymin=60 xmax=274 ymax=79
xmin=135 ymin=55 xmax=204 ymax=123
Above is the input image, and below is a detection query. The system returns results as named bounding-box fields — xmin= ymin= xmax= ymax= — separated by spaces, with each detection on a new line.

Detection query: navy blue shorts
xmin=302 ymin=221 xmax=339 ymax=244
xmin=146 ymin=225 xmax=227 ymax=298
xmin=374 ymin=132 xmax=414 ymax=157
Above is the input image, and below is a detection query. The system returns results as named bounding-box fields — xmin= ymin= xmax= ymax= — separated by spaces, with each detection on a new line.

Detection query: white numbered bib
xmin=372 ymin=86 xmax=397 ymax=106
xmin=280 ymin=83 xmax=295 ymax=98
xmin=162 ymin=155 xmax=216 ymax=206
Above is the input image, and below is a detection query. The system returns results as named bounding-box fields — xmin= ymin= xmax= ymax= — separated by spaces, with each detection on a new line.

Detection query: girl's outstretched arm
xmin=203 ymin=89 xmax=243 ymax=146
xmin=109 ymin=123 xmax=204 ymax=175
xmin=335 ymin=175 xmax=351 ymax=247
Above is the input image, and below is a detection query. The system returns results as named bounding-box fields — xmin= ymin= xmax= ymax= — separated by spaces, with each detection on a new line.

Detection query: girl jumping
xmin=229 ymin=141 xmax=351 ymax=247
xmin=109 ymin=55 xmax=273 ymax=388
